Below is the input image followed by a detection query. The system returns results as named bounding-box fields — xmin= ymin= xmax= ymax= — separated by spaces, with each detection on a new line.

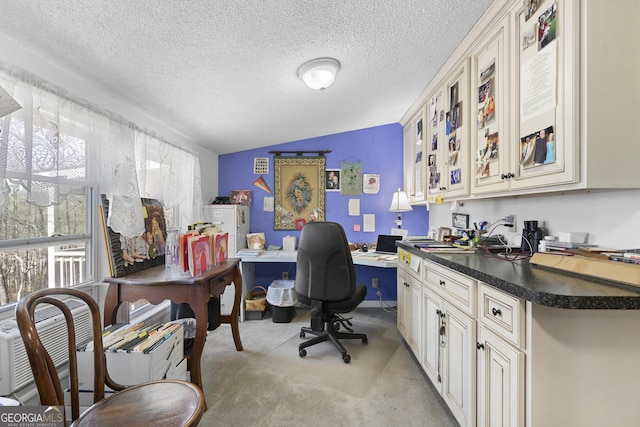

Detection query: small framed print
xmin=325 ymin=169 xmax=340 ymax=192
xmin=452 ymin=212 xmax=469 ymax=230
xmin=363 ymin=173 xmax=380 ymax=194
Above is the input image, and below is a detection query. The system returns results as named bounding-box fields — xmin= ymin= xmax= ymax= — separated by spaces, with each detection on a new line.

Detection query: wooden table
xmin=103 ymin=258 xmax=243 ymax=406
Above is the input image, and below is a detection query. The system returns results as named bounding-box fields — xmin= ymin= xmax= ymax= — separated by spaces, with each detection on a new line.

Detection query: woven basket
xmin=245 ymin=286 xmax=267 ymax=312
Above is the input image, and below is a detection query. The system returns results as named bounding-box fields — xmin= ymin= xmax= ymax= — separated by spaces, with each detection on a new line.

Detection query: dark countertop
xmin=398 ymin=242 xmax=640 ymax=310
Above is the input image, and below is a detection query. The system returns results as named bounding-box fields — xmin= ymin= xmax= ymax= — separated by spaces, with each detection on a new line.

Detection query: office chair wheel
xmin=362 ymin=337 xmax=368 ymax=344
xmin=300 ymin=331 xmax=306 ymax=338
xmin=299 ymin=349 xmax=307 ymax=358
xmin=342 ymin=354 xmax=351 ymax=363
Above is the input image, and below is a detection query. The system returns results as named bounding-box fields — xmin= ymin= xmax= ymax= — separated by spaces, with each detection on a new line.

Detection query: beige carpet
xmin=258 ymin=320 xmax=401 ymax=398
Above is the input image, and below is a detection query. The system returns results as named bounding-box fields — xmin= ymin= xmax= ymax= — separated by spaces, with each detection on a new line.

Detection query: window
xmin=0 ymin=83 xmax=95 ymax=309
xmin=0 ymin=67 xmax=203 ymax=313
xmin=0 ymin=184 xmax=94 ymax=306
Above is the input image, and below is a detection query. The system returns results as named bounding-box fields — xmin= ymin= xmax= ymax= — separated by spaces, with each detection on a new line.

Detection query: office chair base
xmin=298 ymin=318 xmax=368 ymax=363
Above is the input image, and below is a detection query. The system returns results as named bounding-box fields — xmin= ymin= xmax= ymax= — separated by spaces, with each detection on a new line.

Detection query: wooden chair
xmin=16 ymin=287 xmax=205 ymax=427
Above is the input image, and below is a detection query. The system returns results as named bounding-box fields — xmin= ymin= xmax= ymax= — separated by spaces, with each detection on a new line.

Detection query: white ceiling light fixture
xmin=297 ymin=57 xmax=341 ymax=91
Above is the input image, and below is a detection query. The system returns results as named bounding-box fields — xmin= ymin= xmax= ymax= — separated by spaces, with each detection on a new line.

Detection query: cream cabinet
xmin=470 ymin=14 xmax=511 ymax=194
xmin=424 ymin=58 xmax=471 ymax=203
xmin=397 ymin=250 xmax=422 ymax=356
xmin=399 ymin=247 xmax=640 ymax=427
xmin=402 ymin=0 xmax=640 ymax=202
xmin=422 ymin=260 xmax=477 ymax=427
xmin=442 ymin=300 xmax=476 ymax=427
xmin=476 ymin=284 xmax=525 ymax=427
xmin=404 ymin=106 xmax=428 ymax=204
xmin=476 ymin=326 xmax=524 ymax=427
xmin=506 ymin=0 xmax=577 ymax=192
xmin=421 ymin=286 xmax=444 ymax=393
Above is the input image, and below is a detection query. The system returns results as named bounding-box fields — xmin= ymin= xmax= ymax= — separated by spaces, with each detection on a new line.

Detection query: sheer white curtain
xmin=134 ymin=132 xmax=203 ymax=228
xmin=0 ymin=65 xmax=203 ymax=237
xmin=0 ymin=75 xmax=91 ymax=209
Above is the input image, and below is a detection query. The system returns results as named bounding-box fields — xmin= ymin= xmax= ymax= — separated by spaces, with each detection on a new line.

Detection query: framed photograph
xmin=230 ymin=190 xmax=252 ymax=206
xmin=274 ymin=156 xmax=326 ymax=230
xmin=246 ymin=232 xmax=266 ymax=250
xmin=450 ymin=168 xmax=462 ymax=185
xmin=100 ymin=194 xmax=166 ymax=277
xmin=325 ymin=169 xmax=340 ymax=191
xmin=452 ymin=212 xmax=470 ymax=230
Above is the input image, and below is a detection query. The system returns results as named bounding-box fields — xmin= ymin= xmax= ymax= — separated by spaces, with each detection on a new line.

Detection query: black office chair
xmin=295 ymin=222 xmax=368 ymax=363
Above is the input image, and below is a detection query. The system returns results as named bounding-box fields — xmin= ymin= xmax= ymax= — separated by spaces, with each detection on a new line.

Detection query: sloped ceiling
xmin=0 ymin=0 xmax=493 ymax=154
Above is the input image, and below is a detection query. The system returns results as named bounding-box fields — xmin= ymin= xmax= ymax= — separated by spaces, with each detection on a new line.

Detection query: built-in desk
xmin=238 ymin=250 xmax=397 ymax=321
xmin=397 ymin=242 xmax=640 ymax=426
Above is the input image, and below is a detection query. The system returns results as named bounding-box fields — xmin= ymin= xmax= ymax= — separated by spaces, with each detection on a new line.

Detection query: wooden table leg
xmin=103 ymin=283 xmax=121 ymax=328
xmin=219 ymin=264 xmax=244 ymax=351
xmin=188 ymin=286 xmax=209 ymax=410
xmin=230 ymin=264 xmax=243 ymax=351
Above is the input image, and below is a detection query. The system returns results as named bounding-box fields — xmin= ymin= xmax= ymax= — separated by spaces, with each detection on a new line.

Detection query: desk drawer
xmin=478 ymin=284 xmax=525 ymax=349
xmin=424 ymin=261 xmax=476 ymax=317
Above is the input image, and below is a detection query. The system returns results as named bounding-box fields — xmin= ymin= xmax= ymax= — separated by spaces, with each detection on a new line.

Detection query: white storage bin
xmin=266 ymin=280 xmax=297 ymax=307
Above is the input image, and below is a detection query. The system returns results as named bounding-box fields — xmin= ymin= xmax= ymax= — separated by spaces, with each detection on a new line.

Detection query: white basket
xmin=266 ymin=280 xmax=297 ymax=307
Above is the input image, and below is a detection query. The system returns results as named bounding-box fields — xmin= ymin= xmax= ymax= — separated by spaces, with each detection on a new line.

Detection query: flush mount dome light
xmin=297 ymin=57 xmax=341 ymax=90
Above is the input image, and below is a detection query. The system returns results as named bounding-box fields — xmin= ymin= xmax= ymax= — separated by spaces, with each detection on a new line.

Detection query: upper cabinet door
xmin=410 ymin=106 xmax=428 ymax=204
xmin=470 ymin=15 xmax=511 ymax=195
xmin=425 ymin=85 xmax=444 ymax=201
xmin=438 ymin=58 xmax=471 ymax=200
xmin=403 ymin=0 xmax=640 ymax=200
xmin=404 ymin=105 xmax=428 ymax=205
xmin=509 ymin=0 xmax=576 ymax=190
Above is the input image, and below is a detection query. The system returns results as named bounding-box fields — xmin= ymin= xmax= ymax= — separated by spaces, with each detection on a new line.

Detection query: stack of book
xmin=543 ymin=241 xmax=597 ymax=253
xmin=607 ymin=249 xmax=640 ymax=265
xmin=236 ymin=248 xmax=264 ymax=257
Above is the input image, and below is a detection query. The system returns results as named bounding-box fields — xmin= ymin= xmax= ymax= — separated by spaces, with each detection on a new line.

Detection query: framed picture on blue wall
xmin=274 ymin=156 xmax=326 ymax=230
xmin=325 ymin=169 xmax=340 ymax=192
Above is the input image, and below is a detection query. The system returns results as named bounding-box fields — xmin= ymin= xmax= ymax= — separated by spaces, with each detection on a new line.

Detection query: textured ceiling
xmin=0 ymin=0 xmax=493 ymax=154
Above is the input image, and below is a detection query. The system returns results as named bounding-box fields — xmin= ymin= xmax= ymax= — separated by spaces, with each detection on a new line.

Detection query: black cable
xmin=477 ymin=219 xmax=533 ymax=262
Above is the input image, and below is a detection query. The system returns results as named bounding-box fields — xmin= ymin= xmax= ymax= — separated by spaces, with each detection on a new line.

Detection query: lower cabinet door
xmin=477 ymin=326 xmax=524 ymax=427
xmin=421 ymin=287 xmax=444 ymax=393
xmin=442 ymin=302 xmax=477 ymax=427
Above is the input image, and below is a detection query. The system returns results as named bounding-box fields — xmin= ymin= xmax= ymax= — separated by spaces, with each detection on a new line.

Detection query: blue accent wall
xmin=217 ymin=124 xmax=430 ymax=300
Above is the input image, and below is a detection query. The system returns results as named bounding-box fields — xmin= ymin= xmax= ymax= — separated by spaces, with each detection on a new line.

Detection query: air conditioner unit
xmin=0 ymin=298 xmax=92 ymax=396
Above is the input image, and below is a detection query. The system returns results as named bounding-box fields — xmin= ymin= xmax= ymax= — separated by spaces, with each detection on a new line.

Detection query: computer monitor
xmin=375 ymin=235 xmax=402 ymax=254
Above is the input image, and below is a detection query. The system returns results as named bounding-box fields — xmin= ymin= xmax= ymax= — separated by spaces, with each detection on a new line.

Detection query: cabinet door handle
xmin=476 ymin=342 xmax=484 ymax=350
xmin=492 ymin=307 xmax=502 ymax=316
xmin=439 ymin=280 xmax=445 ymax=286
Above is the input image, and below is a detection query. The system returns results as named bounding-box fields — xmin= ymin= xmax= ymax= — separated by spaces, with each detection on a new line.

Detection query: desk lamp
xmin=389 ymin=188 xmax=413 ymax=228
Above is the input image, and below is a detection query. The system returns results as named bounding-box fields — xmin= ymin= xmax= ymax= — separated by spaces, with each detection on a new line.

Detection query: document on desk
xmin=262 ymin=250 xmax=282 ymax=257
xmin=259 ymin=250 xmax=297 ymax=260
xmin=351 ymin=252 xmax=397 ymax=261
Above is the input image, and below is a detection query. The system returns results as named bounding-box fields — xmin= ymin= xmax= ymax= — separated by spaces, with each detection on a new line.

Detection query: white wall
xmin=198 ymin=149 xmax=219 ymax=204
xmin=428 ymin=189 xmax=640 ymax=249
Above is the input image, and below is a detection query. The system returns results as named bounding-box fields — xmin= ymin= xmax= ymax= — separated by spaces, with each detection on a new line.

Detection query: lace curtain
xmin=0 ymin=66 xmax=203 ymax=237
xmin=134 ymin=131 xmax=203 ymax=229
